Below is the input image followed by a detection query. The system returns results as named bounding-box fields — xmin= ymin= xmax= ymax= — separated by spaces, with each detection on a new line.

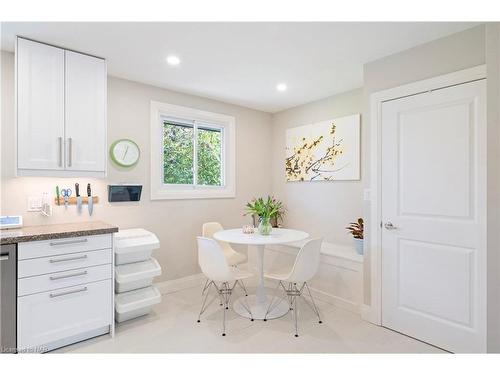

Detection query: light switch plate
xmin=363 ymin=189 xmax=371 ymax=201
xmin=27 ymin=196 xmax=42 ymax=212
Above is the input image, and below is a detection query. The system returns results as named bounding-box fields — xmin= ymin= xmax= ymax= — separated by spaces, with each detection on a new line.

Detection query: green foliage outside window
xmin=163 ymin=121 xmax=222 ymax=186
xmin=197 ymin=127 xmax=222 ymax=186
xmin=163 ymin=122 xmax=194 ymax=184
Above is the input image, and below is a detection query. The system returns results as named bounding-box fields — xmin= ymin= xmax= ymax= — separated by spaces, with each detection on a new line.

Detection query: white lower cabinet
xmin=18 ymin=263 xmax=112 ymax=297
xmin=17 ymin=279 xmax=112 ymax=352
xmin=17 ymin=234 xmax=114 ymax=353
xmin=18 ymin=248 xmax=112 ymax=278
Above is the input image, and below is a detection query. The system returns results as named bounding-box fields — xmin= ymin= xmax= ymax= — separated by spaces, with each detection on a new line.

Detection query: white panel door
xmin=17 ymin=38 xmax=65 ymax=170
xmin=381 ymin=80 xmax=486 ymax=353
xmin=65 ymin=50 xmax=106 ymax=172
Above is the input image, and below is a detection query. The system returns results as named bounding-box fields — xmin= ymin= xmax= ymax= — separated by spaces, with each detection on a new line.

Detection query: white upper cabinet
xmin=16 ymin=37 xmax=107 ymax=177
xmin=65 ymin=51 xmax=106 ymax=172
xmin=17 ymin=38 xmax=65 ymax=170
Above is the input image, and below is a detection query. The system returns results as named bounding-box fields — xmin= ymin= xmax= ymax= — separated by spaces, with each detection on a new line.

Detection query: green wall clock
xmin=110 ymin=139 xmax=140 ymax=167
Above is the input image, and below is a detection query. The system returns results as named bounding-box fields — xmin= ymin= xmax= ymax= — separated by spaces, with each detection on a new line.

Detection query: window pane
xmin=163 ymin=122 xmax=194 ymax=184
xmin=197 ymin=127 xmax=222 ymax=186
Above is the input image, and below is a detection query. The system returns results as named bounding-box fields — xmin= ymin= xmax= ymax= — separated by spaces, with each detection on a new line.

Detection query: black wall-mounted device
xmin=108 ymin=185 xmax=142 ymax=202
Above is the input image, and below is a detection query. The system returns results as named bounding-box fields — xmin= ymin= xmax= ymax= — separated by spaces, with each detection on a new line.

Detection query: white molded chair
xmin=264 ymin=238 xmax=323 ymax=337
xmin=196 ymin=236 xmax=254 ymax=336
xmin=202 ymin=222 xmax=247 ymax=266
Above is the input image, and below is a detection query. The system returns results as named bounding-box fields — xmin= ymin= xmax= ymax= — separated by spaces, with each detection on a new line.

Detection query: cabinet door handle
xmin=50 ymin=286 xmax=88 ymax=298
xmin=49 ymin=254 xmax=88 ymax=263
xmin=58 ymin=137 xmax=63 ymax=167
xmin=49 ymin=238 xmax=88 ymax=246
xmin=49 ymin=270 xmax=88 ymax=280
xmin=68 ymin=137 xmax=73 ymax=167
xmin=0 ymin=253 xmax=9 ymax=261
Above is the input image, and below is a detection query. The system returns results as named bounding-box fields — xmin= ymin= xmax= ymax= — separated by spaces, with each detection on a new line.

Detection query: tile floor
xmin=54 ymin=285 xmax=445 ymax=353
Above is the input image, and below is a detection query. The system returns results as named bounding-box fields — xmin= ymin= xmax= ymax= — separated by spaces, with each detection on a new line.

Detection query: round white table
xmin=213 ymin=228 xmax=309 ymax=320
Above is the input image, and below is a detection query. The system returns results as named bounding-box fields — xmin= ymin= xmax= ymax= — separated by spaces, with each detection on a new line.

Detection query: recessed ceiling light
xmin=276 ymin=83 xmax=287 ymax=92
xmin=166 ymin=55 xmax=181 ymax=66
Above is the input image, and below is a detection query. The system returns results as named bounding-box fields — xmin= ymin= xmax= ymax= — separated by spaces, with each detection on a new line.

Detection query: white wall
xmin=0 ymin=50 xmax=273 ymax=282
xmin=361 ymin=23 xmax=500 ymax=352
xmin=362 ymin=24 xmax=487 ymax=307
xmin=270 ymin=89 xmax=364 ymax=246
xmin=485 ymin=22 xmax=500 ymax=353
xmin=265 ymin=90 xmax=366 ymax=314
xmin=271 ymin=23 xmax=500 ymax=351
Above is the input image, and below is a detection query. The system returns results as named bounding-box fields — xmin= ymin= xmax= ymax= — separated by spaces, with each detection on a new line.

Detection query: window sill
xmin=150 ymin=187 xmax=236 ymax=200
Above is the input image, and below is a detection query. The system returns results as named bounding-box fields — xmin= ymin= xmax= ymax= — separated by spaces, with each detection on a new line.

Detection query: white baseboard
xmin=155 ymin=273 xmax=205 ymax=295
xmin=308 ymin=286 xmax=359 ymax=313
xmin=360 ymin=304 xmax=379 ymax=324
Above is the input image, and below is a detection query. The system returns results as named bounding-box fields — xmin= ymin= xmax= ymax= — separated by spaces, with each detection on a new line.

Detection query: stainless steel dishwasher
xmin=1 ymin=244 xmax=16 ymax=353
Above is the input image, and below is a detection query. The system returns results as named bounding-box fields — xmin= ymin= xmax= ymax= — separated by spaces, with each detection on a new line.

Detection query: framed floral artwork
xmin=285 ymin=114 xmax=360 ymax=181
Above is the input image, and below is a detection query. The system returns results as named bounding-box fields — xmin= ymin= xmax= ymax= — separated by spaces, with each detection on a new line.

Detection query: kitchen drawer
xmin=18 ymin=248 xmax=112 ymax=278
xmin=17 ymin=279 xmax=112 ymax=352
xmin=18 ymin=234 xmax=112 ymax=260
xmin=18 ymin=263 xmax=112 ymax=297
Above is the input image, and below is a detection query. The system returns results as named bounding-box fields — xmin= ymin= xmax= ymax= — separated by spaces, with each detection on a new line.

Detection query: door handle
xmin=49 ymin=270 xmax=88 ymax=280
xmin=49 ymin=254 xmax=88 ymax=263
xmin=0 ymin=253 xmax=9 ymax=261
xmin=384 ymin=222 xmax=398 ymax=230
xmin=58 ymin=137 xmax=63 ymax=167
xmin=50 ymin=286 xmax=88 ymax=298
xmin=49 ymin=238 xmax=88 ymax=246
xmin=68 ymin=137 xmax=73 ymax=167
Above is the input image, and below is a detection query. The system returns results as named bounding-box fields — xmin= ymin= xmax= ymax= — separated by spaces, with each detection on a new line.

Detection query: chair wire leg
xmin=264 ymin=281 xmax=285 ymax=321
xmin=239 ymin=292 xmax=254 ymax=321
xmin=304 ymin=282 xmax=322 ymax=324
xmin=239 ymin=279 xmax=249 ymax=296
xmin=197 ymin=281 xmax=213 ymax=323
xmin=235 ymin=280 xmax=254 ymax=321
xmin=293 ymin=294 xmax=299 ymax=337
xmin=222 ymin=282 xmax=230 ymax=336
xmin=288 ymin=282 xmax=293 ymax=310
xmin=201 ymin=278 xmax=210 ymax=295
xmin=219 ymin=283 xmax=225 ymax=306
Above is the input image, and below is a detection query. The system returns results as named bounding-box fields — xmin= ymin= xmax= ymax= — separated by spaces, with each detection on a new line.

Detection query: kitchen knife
xmin=75 ymin=183 xmax=82 ymax=213
xmin=87 ymin=183 xmax=93 ymax=216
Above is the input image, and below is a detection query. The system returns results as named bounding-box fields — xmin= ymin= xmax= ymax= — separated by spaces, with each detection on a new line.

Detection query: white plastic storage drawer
xmin=115 ymin=286 xmax=161 ymax=323
xmin=18 ymin=264 xmax=112 ymax=297
xmin=115 ymin=257 xmax=161 ymax=293
xmin=114 ymin=228 xmax=159 ymax=265
xmin=18 ymin=234 xmax=112 ymax=260
xmin=18 ymin=248 xmax=112 ymax=278
xmin=17 ymin=279 xmax=112 ymax=352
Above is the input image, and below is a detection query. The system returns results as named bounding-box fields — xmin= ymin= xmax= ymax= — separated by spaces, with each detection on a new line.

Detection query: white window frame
xmin=150 ymin=101 xmax=236 ymax=200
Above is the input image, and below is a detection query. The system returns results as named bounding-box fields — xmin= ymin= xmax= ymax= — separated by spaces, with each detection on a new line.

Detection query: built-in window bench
xmin=247 ymin=241 xmax=364 ymax=314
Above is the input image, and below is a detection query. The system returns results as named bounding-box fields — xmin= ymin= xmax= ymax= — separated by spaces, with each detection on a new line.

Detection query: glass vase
xmin=258 ymin=217 xmax=272 ymax=235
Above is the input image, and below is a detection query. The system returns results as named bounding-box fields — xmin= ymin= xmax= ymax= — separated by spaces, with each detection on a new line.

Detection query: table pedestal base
xmin=233 ymin=295 xmax=289 ymax=320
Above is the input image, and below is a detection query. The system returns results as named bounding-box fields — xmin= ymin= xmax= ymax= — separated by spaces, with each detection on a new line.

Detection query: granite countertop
xmin=0 ymin=221 xmax=119 ymax=245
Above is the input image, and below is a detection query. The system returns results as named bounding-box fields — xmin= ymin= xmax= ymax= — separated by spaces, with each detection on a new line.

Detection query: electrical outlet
xmin=27 ymin=196 xmax=42 ymax=212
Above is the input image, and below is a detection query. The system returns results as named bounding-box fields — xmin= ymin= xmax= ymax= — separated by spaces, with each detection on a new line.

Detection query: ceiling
xmin=1 ymin=22 xmax=478 ymax=113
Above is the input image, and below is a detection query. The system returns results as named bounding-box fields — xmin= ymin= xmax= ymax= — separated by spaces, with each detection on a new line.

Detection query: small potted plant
xmin=346 ymin=218 xmax=364 ymax=255
xmin=245 ymin=196 xmax=286 ymax=235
